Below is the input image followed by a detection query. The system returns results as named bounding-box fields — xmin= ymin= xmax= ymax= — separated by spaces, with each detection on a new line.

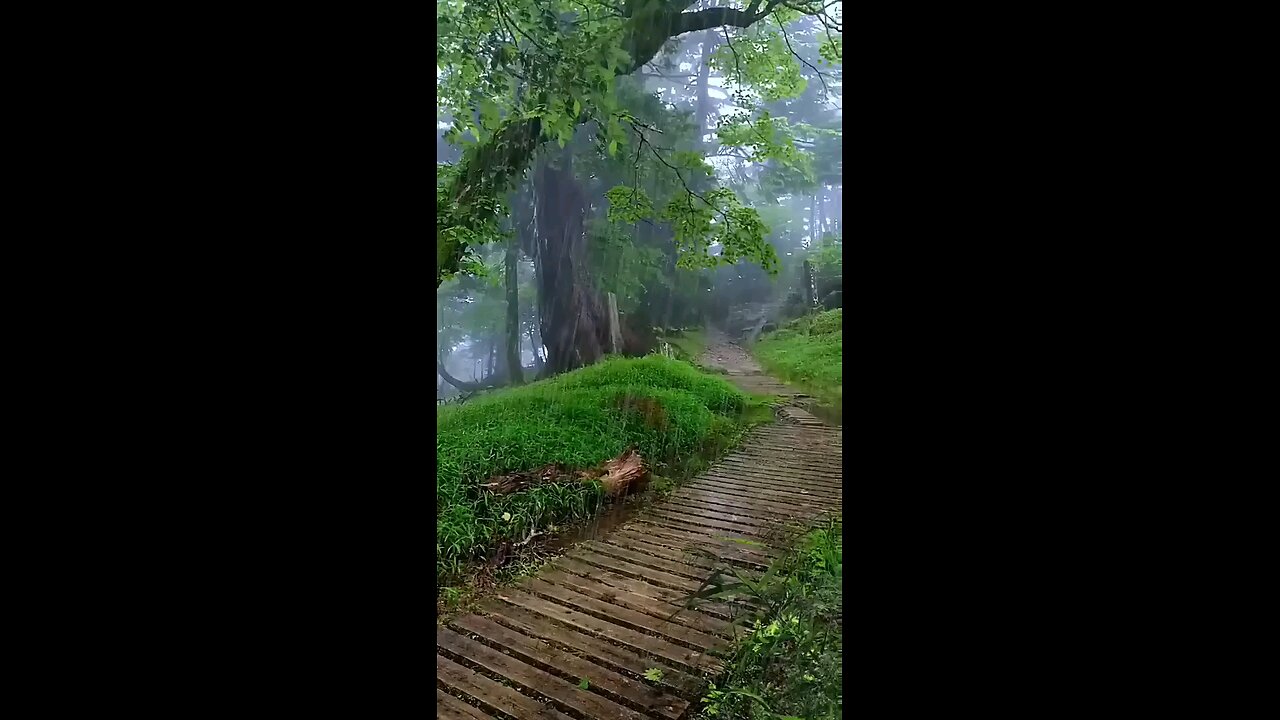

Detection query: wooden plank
xmin=490 ymin=588 xmax=723 ymax=674
xmin=609 ymin=529 xmax=773 ymax=571
xmin=696 ymin=472 xmax=838 ymax=496
xmin=711 ymin=465 xmax=844 ymax=489
xmin=735 ymin=441 xmax=842 ymax=454
xmin=583 ymin=540 xmax=711 ymax=580
xmin=661 ymin=495 xmax=793 ymax=523
xmin=566 ymin=549 xmax=704 ymax=592
xmin=550 ymin=557 xmax=745 ymax=620
xmin=651 ymin=501 xmax=787 ymax=528
xmin=621 ymin=519 xmax=785 ymax=554
xmin=629 ymin=518 xmax=784 ymax=558
xmin=438 ymin=627 xmax=647 ymax=720
xmin=671 ymin=489 xmax=817 ymax=519
xmin=731 ymin=447 xmax=842 ymax=460
xmin=680 ymin=483 xmax=824 ymax=513
xmin=709 ymin=461 xmax=844 ymax=487
xmin=449 ymin=614 xmax=689 ymax=720
xmin=674 ymin=485 xmax=821 ymax=512
xmin=645 ymin=508 xmax=775 ymax=536
xmin=437 ymin=689 xmax=496 ymax=720
xmin=521 ymin=577 xmax=729 ymax=652
xmin=537 ymin=568 xmax=735 ymax=637
xmin=694 ymin=475 xmax=839 ymax=504
xmin=436 ymin=653 xmax=575 ymax=720
xmin=685 ymin=481 xmax=837 ymax=511
xmin=476 ymin=601 xmax=705 ymax=697
xmin=605 ymin=532 xmax=719 ymax=569
xmin=714 ymin=466 xmax=843 ymax=488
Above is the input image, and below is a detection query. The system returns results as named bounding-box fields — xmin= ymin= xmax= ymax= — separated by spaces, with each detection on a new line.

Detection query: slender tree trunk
xmin=815 ymin=186 xmax=825 ymax=242
xmin=810 ymin=193 xmax=819 ymax=245
xmin=661 ymin=253 xmax=677 ymax=330
xmin=832 ymin=185 xmax=842 ymax=234
xmin=802 ymin=260 xmax=815 ymax=310
xmin=695 ymin=30 xmax=719 ymax=151
xmin=527 ymin=328 xmax=544 ymax=369
xmin=504 ymin=233 xmax=523 ymax=385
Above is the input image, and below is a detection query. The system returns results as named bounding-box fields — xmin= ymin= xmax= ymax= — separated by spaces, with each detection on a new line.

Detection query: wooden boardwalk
xmin=437 ymin=344 xmax=842 ymax=720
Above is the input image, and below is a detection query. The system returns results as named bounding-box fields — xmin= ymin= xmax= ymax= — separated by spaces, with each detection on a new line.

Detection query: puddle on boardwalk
xmin=807 ymin=402 xmax=843 ymax=426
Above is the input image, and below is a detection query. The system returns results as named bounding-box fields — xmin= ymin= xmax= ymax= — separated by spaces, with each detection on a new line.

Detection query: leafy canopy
xmin=435 ymin=0 xmax=842 ymax=286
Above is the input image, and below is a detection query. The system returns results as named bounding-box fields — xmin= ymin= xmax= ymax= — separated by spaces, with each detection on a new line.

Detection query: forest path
xmin=437 ymin=343 xmax=841 ymax=720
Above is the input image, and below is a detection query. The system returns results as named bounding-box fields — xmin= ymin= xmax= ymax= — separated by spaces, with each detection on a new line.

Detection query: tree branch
xmin=775 ymin=12 xmax=831 ymax=98
xmin=437 ymin=356 xmax=502 ymax=391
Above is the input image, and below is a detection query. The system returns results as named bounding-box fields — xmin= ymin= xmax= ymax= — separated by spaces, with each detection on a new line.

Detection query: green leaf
xmin=573 ymin=99 xmax=581 ymax=117
xmin=608 ymin=139 xmax=618 ymax=157
xmin=643 ymin=668 xmax=664 ymax=682
xmin=578 ymin=678 xmax=589 ymax=690
xmin=604 ymin=185 xmax=655 ymax=223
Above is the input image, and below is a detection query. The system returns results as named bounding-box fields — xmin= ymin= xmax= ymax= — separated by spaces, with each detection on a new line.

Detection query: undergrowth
xmin=752 ymin=308 xmax=842 ymax=405
xmin=658 ymin=328 xmax=709 ymax=362
xmin=437 ymin=355 xmax=755 ymax=594
xmin=694 ymin=516 xmax=842 ymax=720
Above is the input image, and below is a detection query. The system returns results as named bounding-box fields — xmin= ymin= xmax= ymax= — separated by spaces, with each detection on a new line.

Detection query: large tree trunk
xmin=504 ymin=232 xmax=524 ymax=385
xmin=533 ymin=148 xmax=609 ymax=376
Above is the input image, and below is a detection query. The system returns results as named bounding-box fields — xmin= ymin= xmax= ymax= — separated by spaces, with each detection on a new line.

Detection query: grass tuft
xmin=695 ymin=516 xmax=842 ymax=720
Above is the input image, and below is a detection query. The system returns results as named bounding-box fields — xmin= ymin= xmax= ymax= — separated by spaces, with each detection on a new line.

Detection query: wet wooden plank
xmin=521 ymin=577 xmax=729 ymax=653
xmin=645 ymin=508 xmax=774 ymax=536
xmin=628 ymin=518 xmax=784 ymax=559
xmin=436 ymin=653 xmax=575 ymax=720
xmin=605 ymin=532 xmax=719 ymax=569
xmin=671 ymin=489 xmax=817 ymax=519
xmin=621 ymin=518 xmax=785 ymax=554
xmin=726 ymin=456 xmax=844 ymax=473
xmin=730 ymin=447 xmax=843 ymax=461
xmin=550 ymin=557 xmax=745 ymax=620
xmin=609 ymin=529 xmax=774 ymax=571
xmin=682 ymin=484 xmax=834 ymax=516
xmin=680 ymin=481 xmax=819 ymax=509
xmin=438 ymin=627 xmax=647 ymax=720
xmin=566 ymin=549 xmax=704 ymax=592
xmin=476 ymin=601 xmax=706 ymax=697
xmin=437 ymin=689 xmax=496 ymax=720
xmin=675 ymin=484 xmax=823 ymax=510
xmin=701 ymin=468 xmax=829 ymax=489
xmin=537 ymin=568 xmax=735 ymax=637
xmin=490 ymin=588 xmax=723 ymax=674
xmin=660 ymin=496 xmax=793 ymax=523
xmin=712 ymin=462 xmax=844 ymax=487
xmin=705 ymin=464 xmax=843 ymax=490
xmin=583 ymin=540 xmax=711 ymax=580
xmin=712 ymin=469 xmax=843 ymax=491
xmin=647 ymin=503 xmax=784 ymax=531
xmin=694 ymin=475 xmax=839 ymax=505
xmin=449 ymin=615 xmax=690 ymax=720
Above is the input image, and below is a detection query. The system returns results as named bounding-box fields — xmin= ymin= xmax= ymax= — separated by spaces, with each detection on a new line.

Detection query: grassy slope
xmin=752 ymin=308 xmax=843 ymax=404
xmin=437 ymin=355 xmax=751 ymax=587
